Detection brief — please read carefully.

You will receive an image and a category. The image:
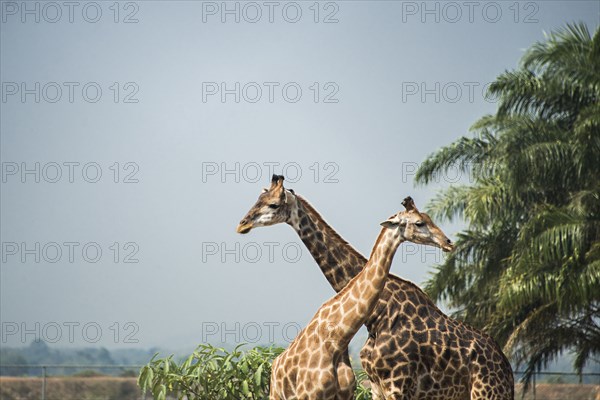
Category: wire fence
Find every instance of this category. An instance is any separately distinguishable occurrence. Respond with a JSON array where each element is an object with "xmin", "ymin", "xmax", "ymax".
[
  {"xmin": 513, "ymin": 371, "xmax": 600, "ymax": 400},
  {"xmin": 0, "ymin": 364, "xmax": 147, "ymax": 400},
  {"xmin": 0, "ymin": 364, "xmax": 598, "ymax": 400}
]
